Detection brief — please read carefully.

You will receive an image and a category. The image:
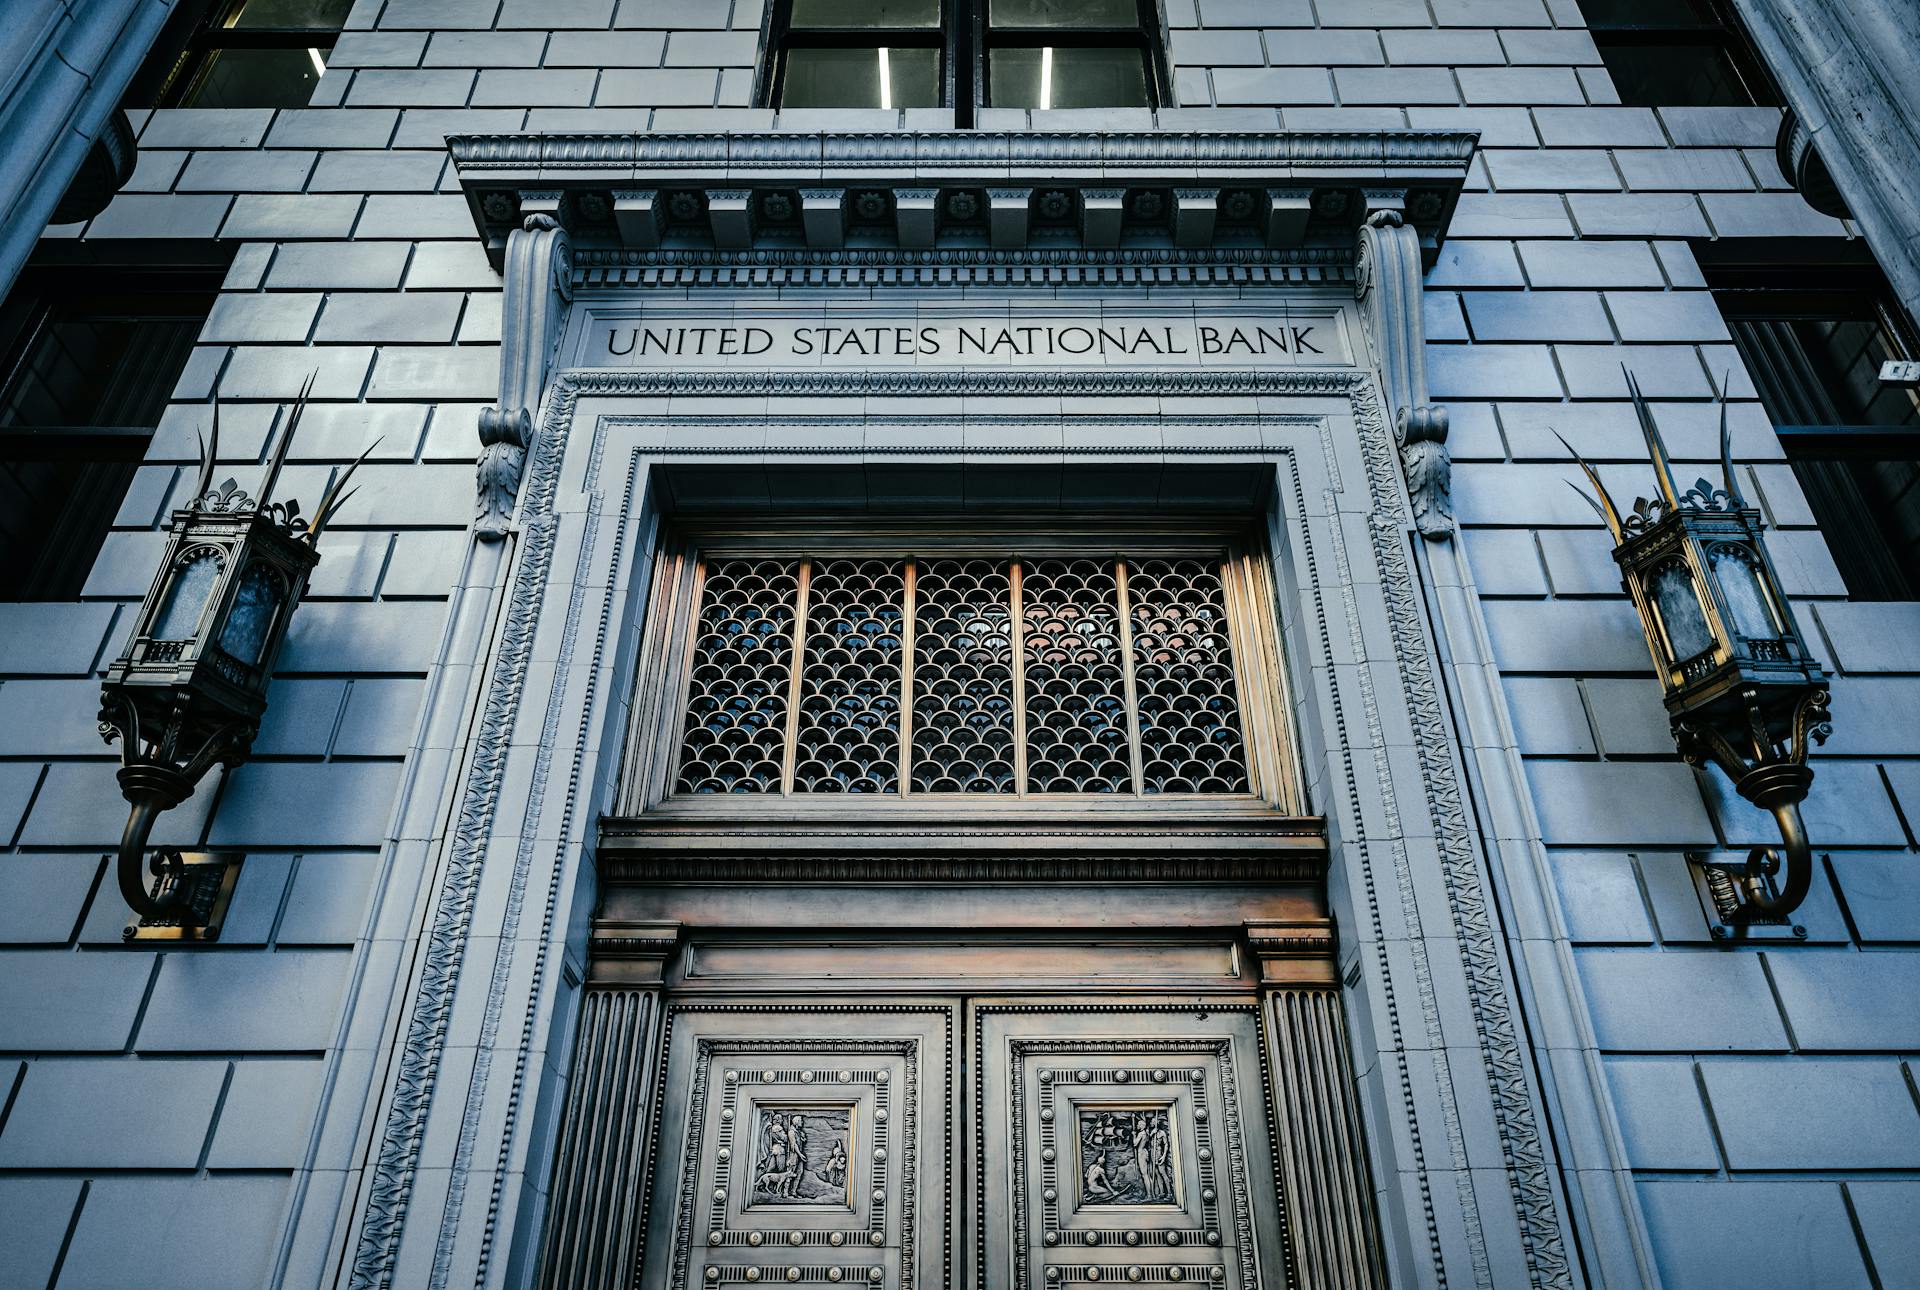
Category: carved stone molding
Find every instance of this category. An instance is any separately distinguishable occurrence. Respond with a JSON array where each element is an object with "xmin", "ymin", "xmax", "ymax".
[
  {"xmin": 478, "ymin": 213, "xmax": 572, "ymax": 539},
  {"xmin": 1355, "ymin": 210, "xmax": 1451, "ymax": 540},
  {"xmin": 449, "ymin": 131, "xmax": 1476, "ymax": 268}
]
